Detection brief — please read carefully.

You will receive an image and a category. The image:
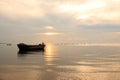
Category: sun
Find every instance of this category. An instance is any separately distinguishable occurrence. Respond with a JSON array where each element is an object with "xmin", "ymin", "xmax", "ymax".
[
  {"xmin": 44, "ymin": 32, "xmax": 62, "ymax": 36},
  {"xmin": 44, "ymin": 26, "xmax": 54, "ymax": 30}
]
